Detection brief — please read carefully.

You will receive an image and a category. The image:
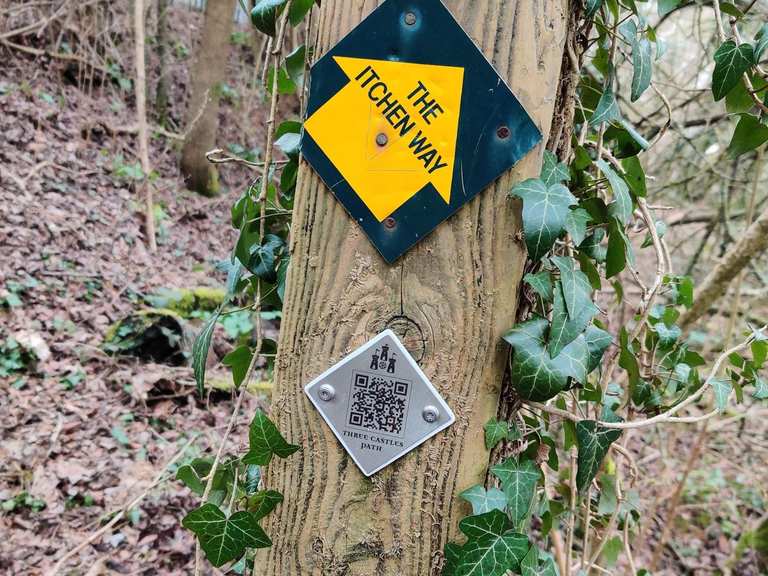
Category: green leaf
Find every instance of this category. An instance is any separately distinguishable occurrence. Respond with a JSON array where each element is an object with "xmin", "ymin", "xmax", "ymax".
[
  {"xmin": 657, "ymin": 0, "xmax": 679, "ymax": 16},
  {"xmin": 564, "ymin": 208, "xmax": 591, "ymax": 245},
  {"xmin": 484, "ymin": 419, "xmax": 519, "ymax": 450},
  {"xmin": 712, "ymin": 40, "xmax": 755, "ymax": 101},
  {"xmin": 548, "ymin": 281, "xmax": 597, "ymax": 358},
  {"xmin": 455, "ymin": 512, "xmax": 530, "ymax": 576},
  {"xmin": 755, "ymin": 24, "xmax": 768, "ymax": 63},
  {"xmin": 284, "ymin": 44, "xmax": 307, "ymax": 92},
  {"xmin": 222, "ymin": 346, "xmax": 252, "ymax": 389},
  {"xmin": 719, "ymin": 2, "xmax": 743, "ymax": 19},
  {"xmin": 460, "ymin": 485, "xmax": 508, "ymax": 515},
  {"xmin": 445, "ymin": 542, "xmax": 462, "ymax": 576},
  {"xmin": 753, "ymin": 378, "xmax": 768, "ymax": 400},
  {"xmin": 576, "ymin": 421, "xmax": 622, "ymax": 492},
  {"xmin": 540, "ymin": 150, "xmax": 570, "ymax": 186},
  {"xmin": 551, "ymin": 256, "xmax": 596, "ymax": 322},
  {"xmin": 243, "ymin": 410, "xmax": 299, "ymax": 466},
  {"xmin": 193, "ymin": 308, "xmax": 223, "ymax": 396},
  {"xmin": 585, "ymin": 0, "xmax": 602, "ymax": 20},
  {"xmin": 510, "ymin": 179, "xmax": 577, "ymax": 261},
  {"xmin": 727, "ymin": 114, "xmax": 768, "ymax": 158},
  {"xmin": 490, "ymin": 458, "xmax": 541, "ymax": 525},
  {"xmin": 597, "ymin": 160, "xmax": 632, "ymax": 224},
  {"xmin": 182, "ymin": 504, "xmax": 271, "ymax": 567},
  {"xmin": 580, "ymin": 229, "xmax": 607, "ymax": 263},
  {"xmin": 585, "ymin": 325, "xmax": 612, "ymax": 373},
  {"xmin": 248, "ymin": 234, "xmax": 285, "ymax": 282},
  {"xmin": 589, "ymin": 87, "xmax": 621, "ymax": 126},
  {"xmin": 250, "ymin": 0, "xmax": 287, "ymax": 36},
  {"xmin": 606, "ymin": 218, "xmax": 632, "ymax": 278},
  {"xmin": 288, "ymin": 0, "xmax": 313, "ymax": 25},
  {"xmin": 521, "ymin": 546, "xmax": 559, "ymax": 576},
  {"xmin": 274, "ymin": 132, "xmax": 301, "ymax": 160},
  {"xmin": 504, "ymin": 317, "xmax": 590, "ymax": 401},
  {"xmin": 631, "ymin": 37, "xmax": 652, "ymax": 102},
  {"xmin": 524, "ymin": 271, "xmax": 554, "ymax": 302},
  {"xmin": 621, "ymin": 156, "xmax": 647, "ymax": 197},
  {"xmin": 710, "ymin": 378, "xmax": 733, "ymax": 411},
  {"xmin": 247, "ymin": 489, "xmax": 284, "ymax": 520}
]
